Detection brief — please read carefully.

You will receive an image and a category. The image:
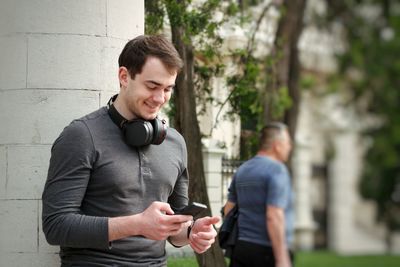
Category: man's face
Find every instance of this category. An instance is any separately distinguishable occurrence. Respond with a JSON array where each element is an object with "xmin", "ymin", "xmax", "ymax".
[
  {"xmin": 119, "ymin": 56, "xmax": 177, "ymax": 120},
  {"xmin": 275, "ymin": 129, "xmax": 292, "ymax": 162}
]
